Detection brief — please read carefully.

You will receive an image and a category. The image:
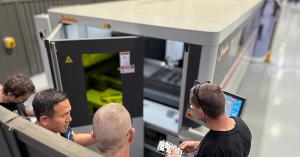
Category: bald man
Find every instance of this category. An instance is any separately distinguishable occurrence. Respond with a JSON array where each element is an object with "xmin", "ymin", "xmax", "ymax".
[{"xmin": 92, "ymin": 103, "xmax": 135, "ymax": 157}]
